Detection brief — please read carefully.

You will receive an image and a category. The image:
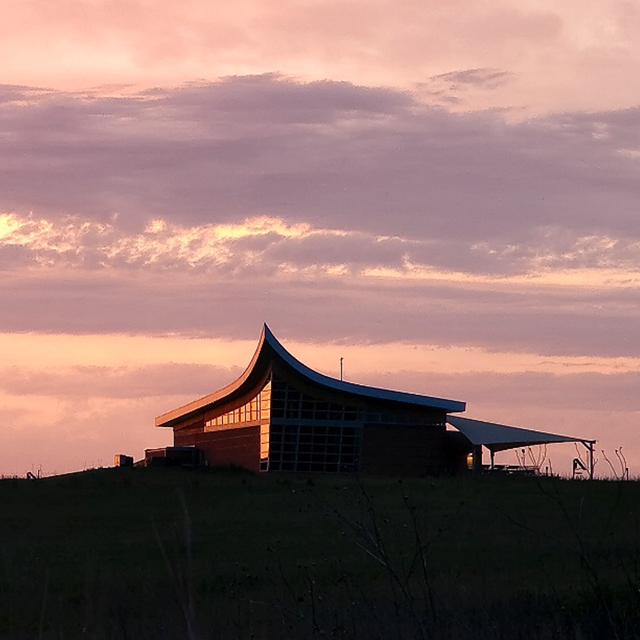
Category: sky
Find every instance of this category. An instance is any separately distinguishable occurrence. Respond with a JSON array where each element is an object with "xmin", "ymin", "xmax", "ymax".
[{"xmin": 1, "ymin": 0, "xmax": 639, "ymax": 478}]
